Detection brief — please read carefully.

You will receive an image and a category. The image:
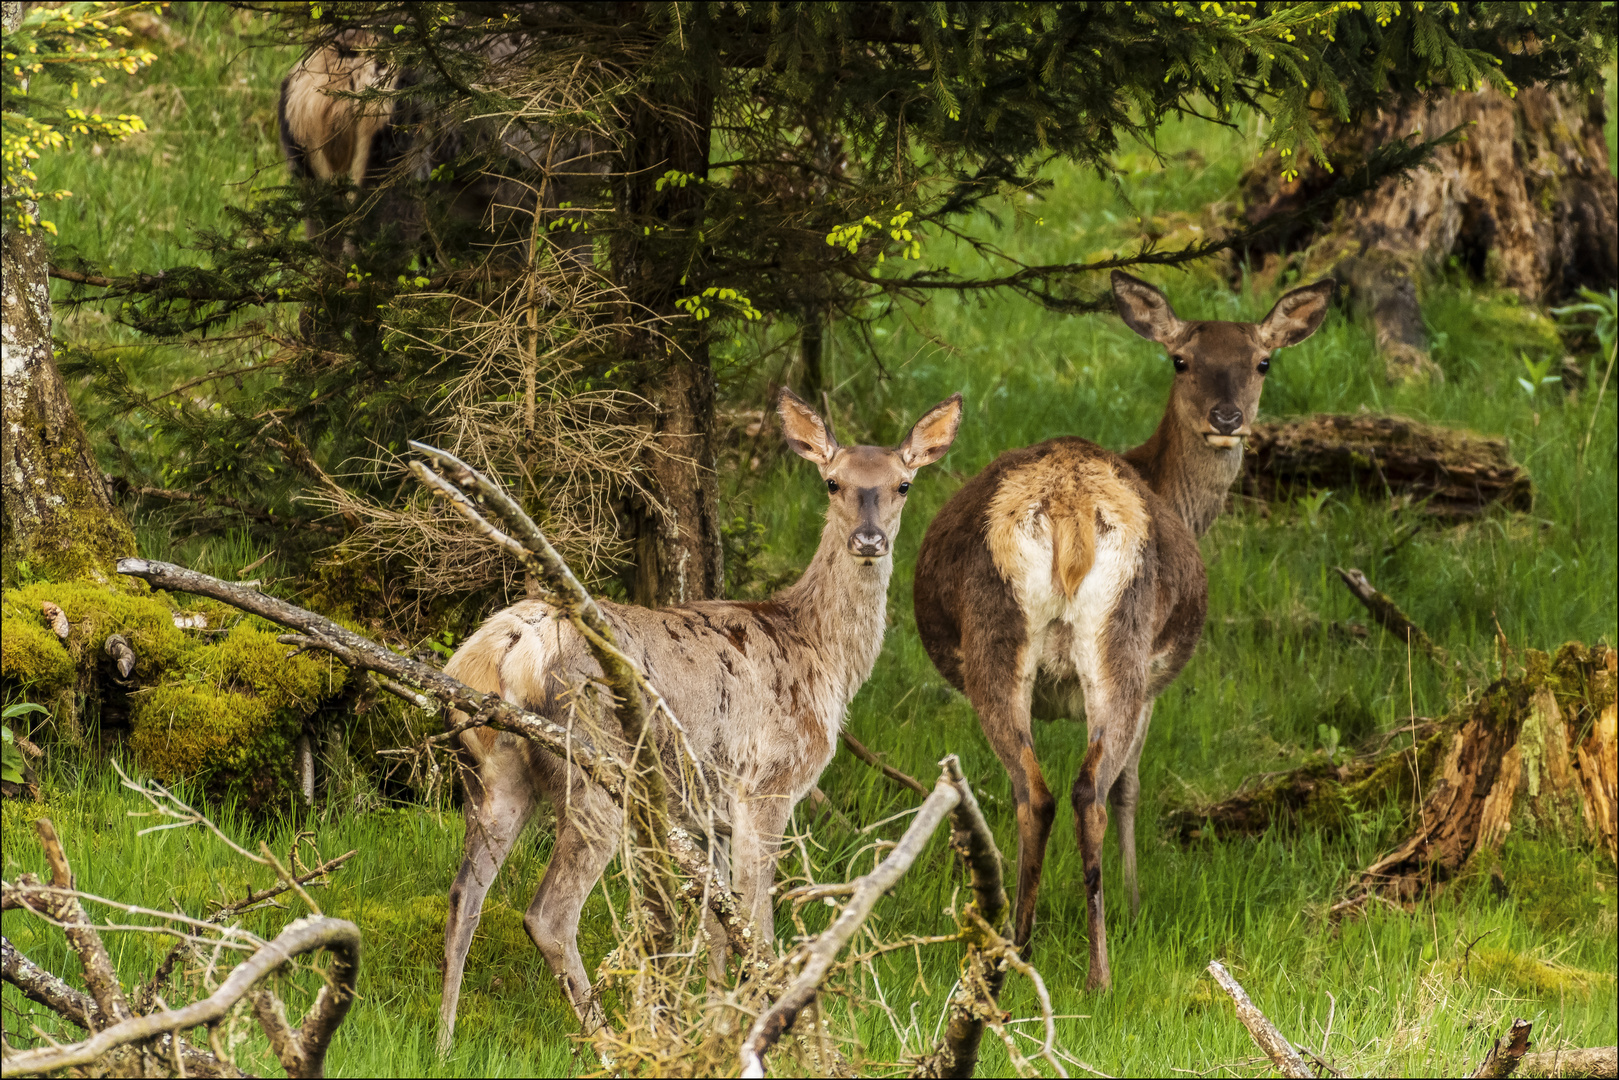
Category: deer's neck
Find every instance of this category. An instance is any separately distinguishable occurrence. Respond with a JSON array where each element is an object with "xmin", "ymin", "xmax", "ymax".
[
  {"xmin": 774, "ymin": 519, "xmax": 892, "ymax": 706},
  {"xmin": 1123, "ymin": 409, "xmax": 1243, "ymax": 537}
]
